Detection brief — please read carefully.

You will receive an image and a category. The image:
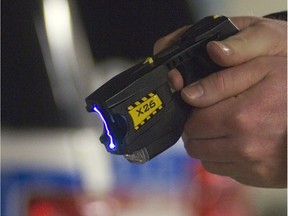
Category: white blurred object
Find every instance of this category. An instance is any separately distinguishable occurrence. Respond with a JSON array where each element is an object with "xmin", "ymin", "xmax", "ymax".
[
  {"xmin": 187, "ymin": 0, "xmax": 287, "ymax": 20},
  {"xmin": 2, "ymin": 130, "xmax": 76, "ymax": 172},
  {"xmin": 36, "ymin": 0, "xmax": 137, "ymax": 127},
  {"xmin": 1, "ymin": 128, "xmax": 113, "ymax": 195},
  {"xmin": 36, "ymin": 0, "xmax": 96, "ymax": 125},
  {"xmin": 70, "ymin": 128, "xmax": 114, "ymax": 195}
]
